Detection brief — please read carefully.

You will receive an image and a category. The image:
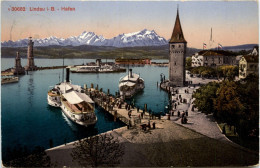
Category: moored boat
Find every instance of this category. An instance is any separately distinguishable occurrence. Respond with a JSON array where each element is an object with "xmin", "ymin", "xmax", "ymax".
[
  {"xmin": 60, "ymin": 91, "xmax": 97, "ymax": 126},
  {"xmin": 47, "ymin": 68, "xmax": 83, "ymax": 107},
  {"xmin": 119, "ymin": 69, "xmax": 144, "ymax": 99}
]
